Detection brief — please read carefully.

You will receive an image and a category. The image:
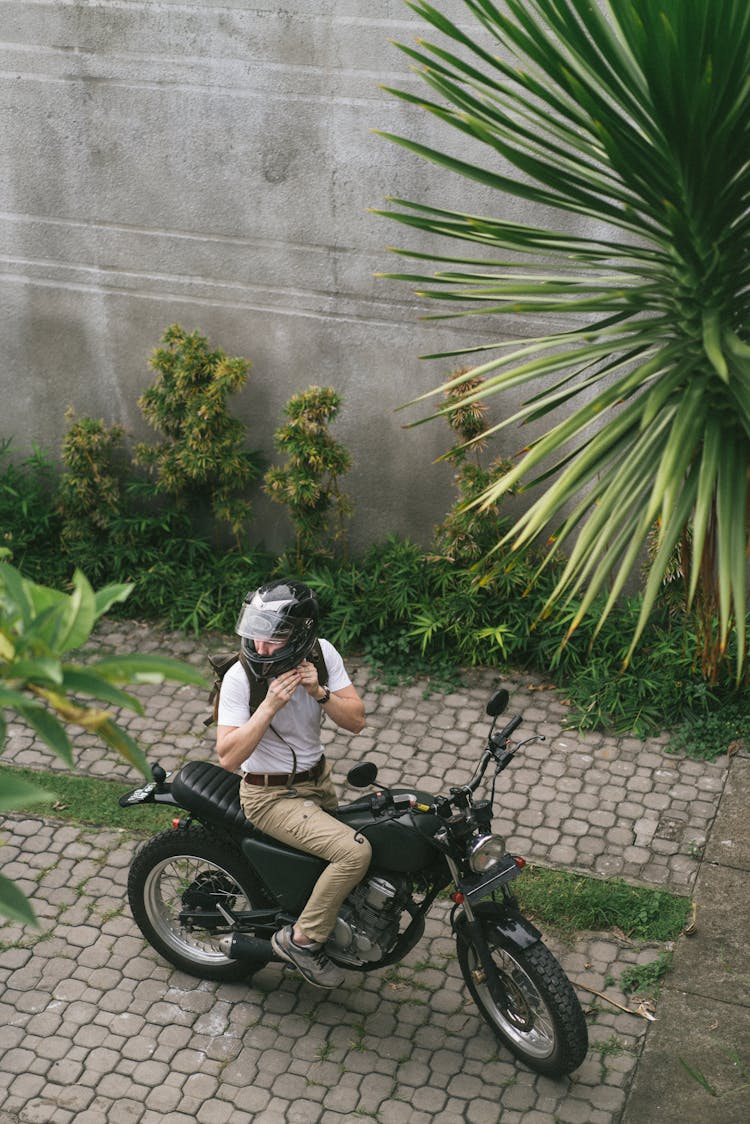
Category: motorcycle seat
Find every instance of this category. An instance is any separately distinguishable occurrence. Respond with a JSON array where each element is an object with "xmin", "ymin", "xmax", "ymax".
[{"xmin": 171, "ymin": 761, "xmax": 254, "ymax": 834}]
